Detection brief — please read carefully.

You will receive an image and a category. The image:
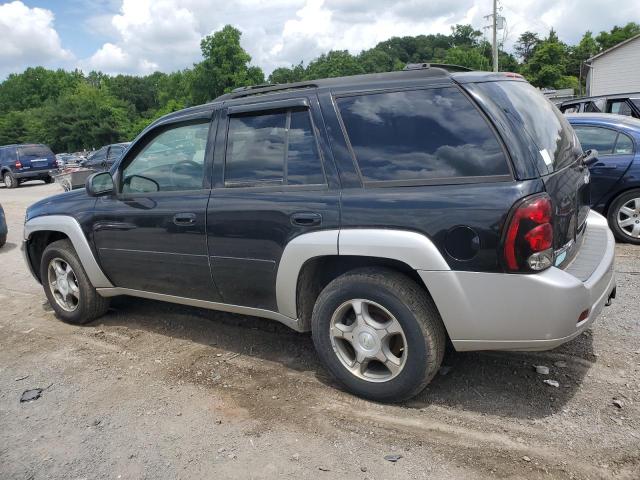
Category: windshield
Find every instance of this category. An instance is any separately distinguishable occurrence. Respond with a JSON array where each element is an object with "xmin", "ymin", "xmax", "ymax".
[
  {"xmin": 475, "ymin": 81, "xmax": 576, "ymax": 174},
  {"xmin": 18, "ymin": 145, "xmax": 53, "ymax": 158}
]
